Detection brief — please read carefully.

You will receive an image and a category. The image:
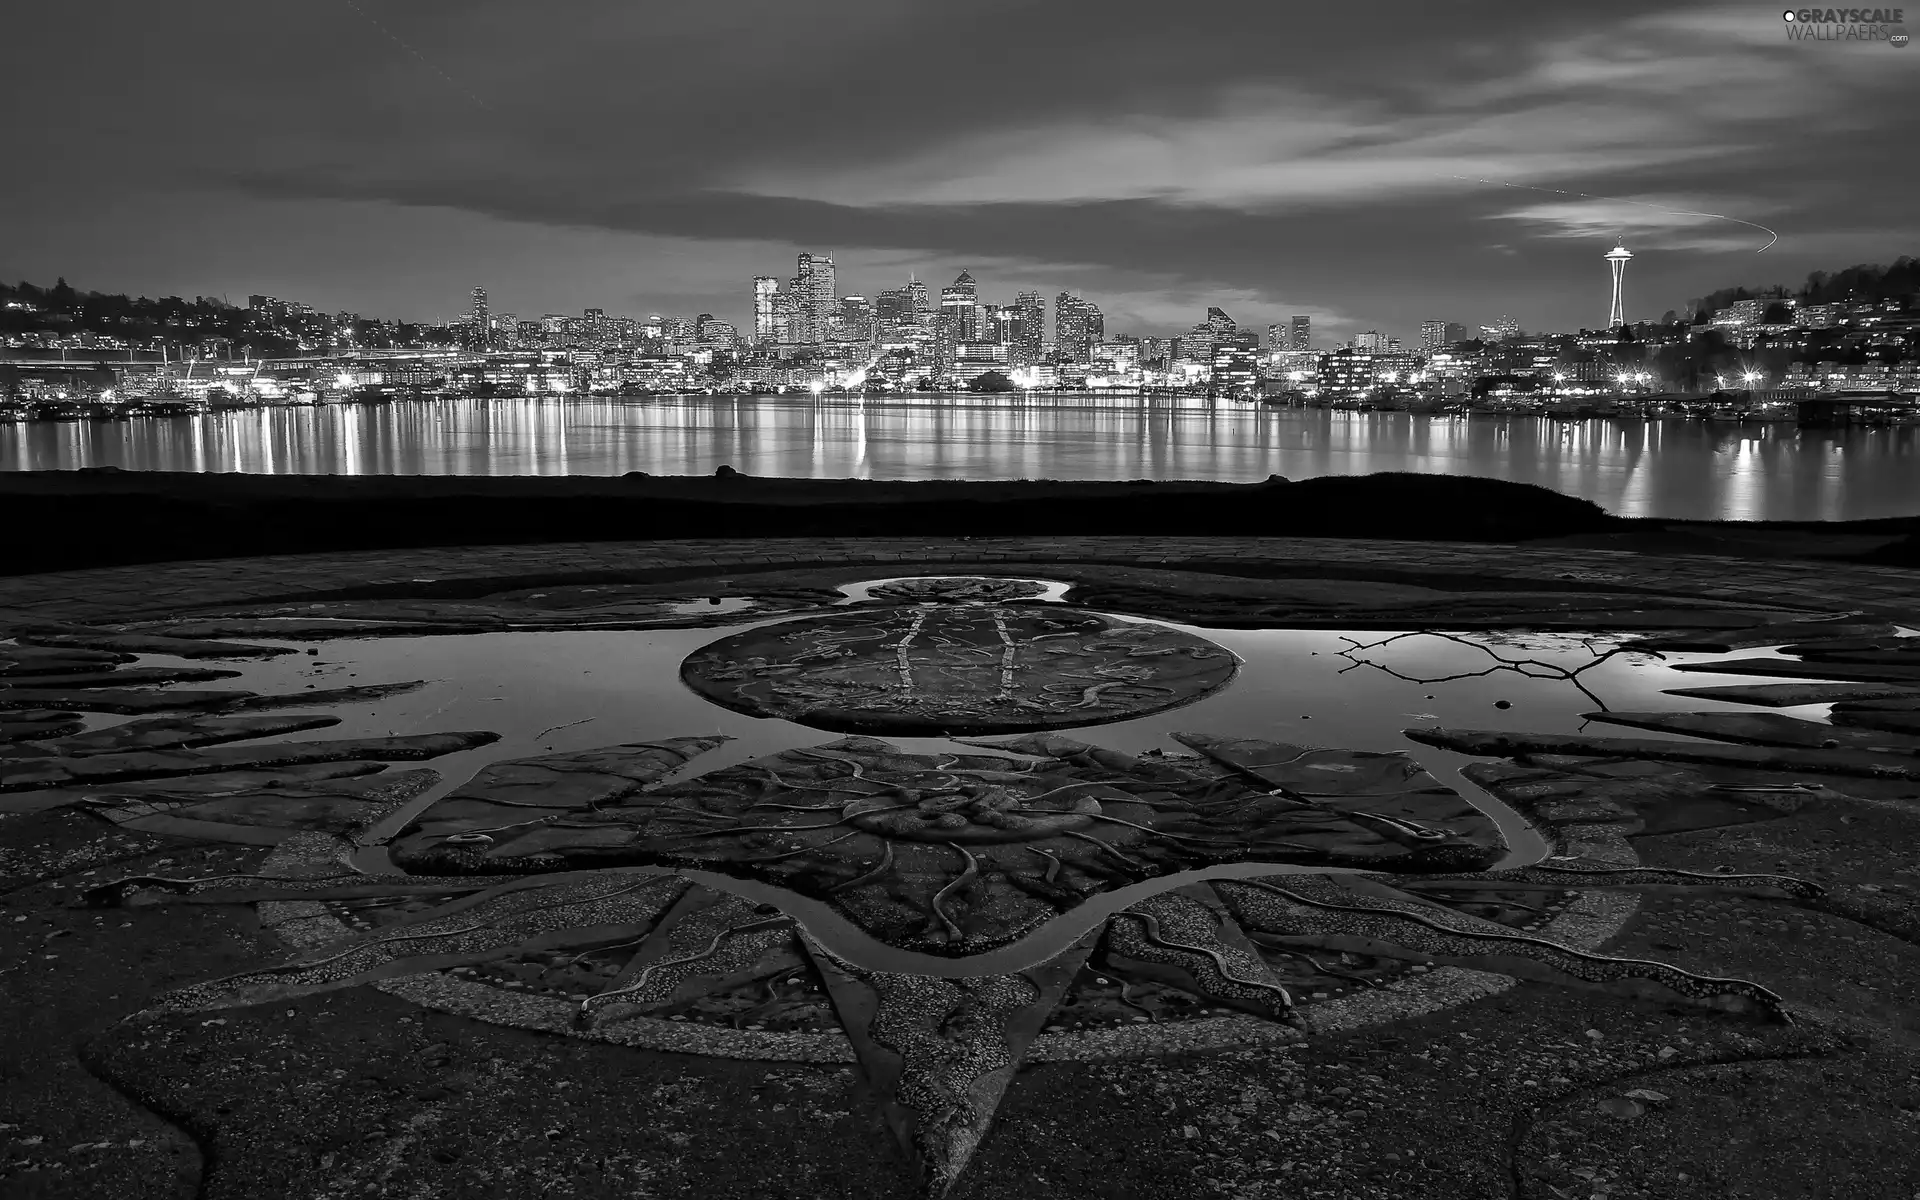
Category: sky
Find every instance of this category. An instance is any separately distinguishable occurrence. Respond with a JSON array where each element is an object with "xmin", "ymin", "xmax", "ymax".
[{"xmin": 4, "ymin": 1, "xmax": 1916, "ymax": 342}]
